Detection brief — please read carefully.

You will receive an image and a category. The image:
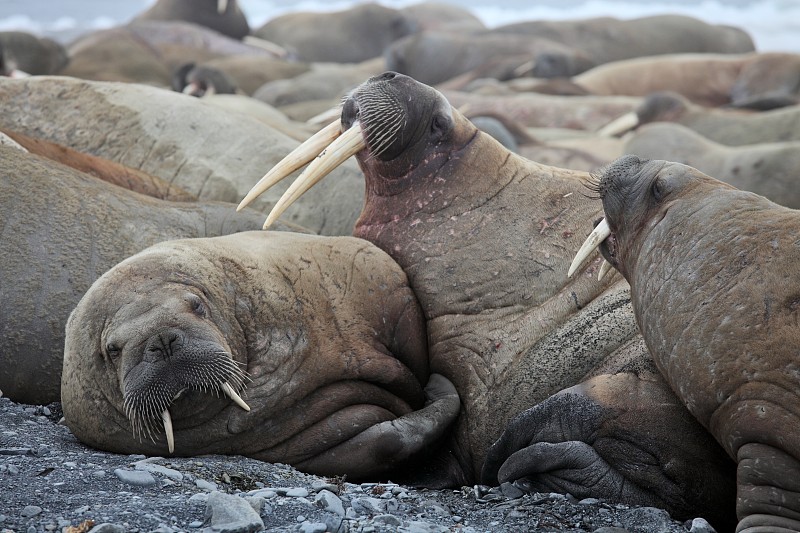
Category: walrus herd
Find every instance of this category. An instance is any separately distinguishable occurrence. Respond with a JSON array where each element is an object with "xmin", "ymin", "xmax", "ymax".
[{"xmin": 3, "ymin": 2, "xmax": 800, "ymax": 532}]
